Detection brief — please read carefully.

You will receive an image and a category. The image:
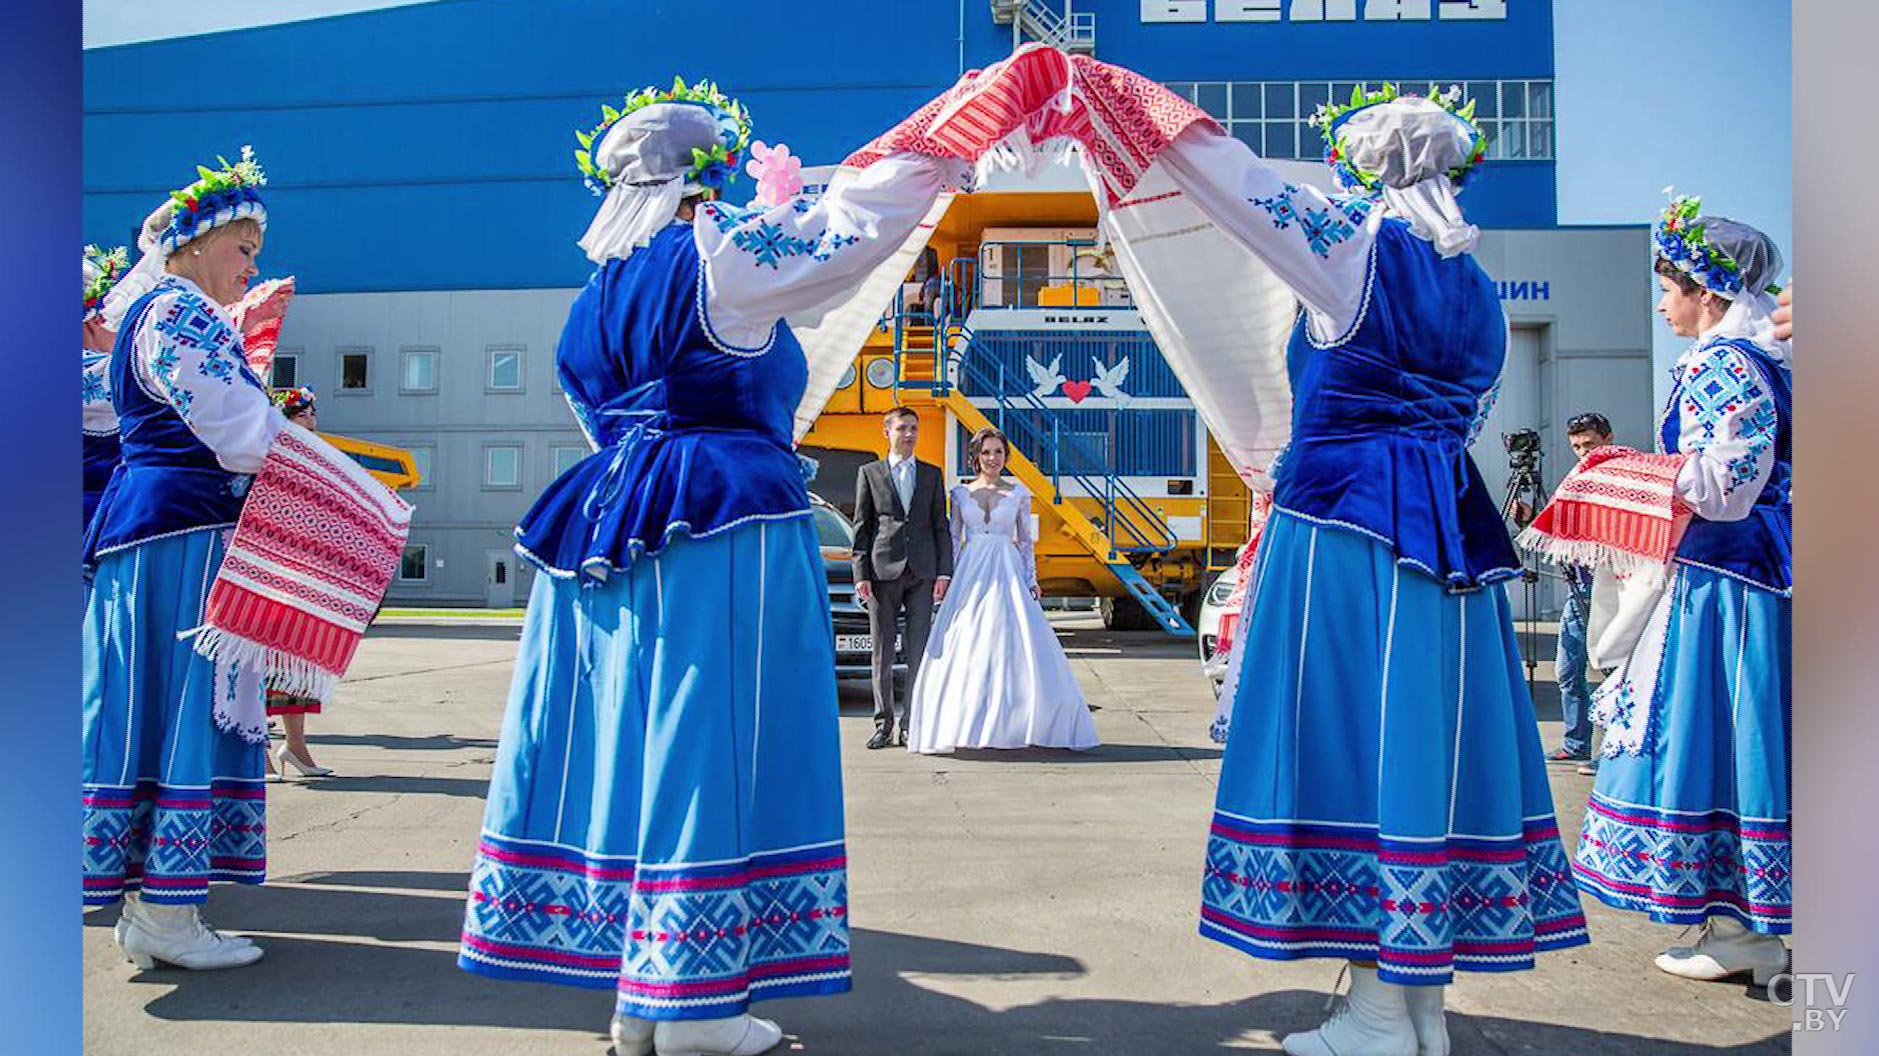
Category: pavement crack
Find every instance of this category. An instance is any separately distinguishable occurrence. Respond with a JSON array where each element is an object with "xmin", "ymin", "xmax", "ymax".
[{"xmin": 275, "ymin": 793, "xmax": 407, "ymax": 842}]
